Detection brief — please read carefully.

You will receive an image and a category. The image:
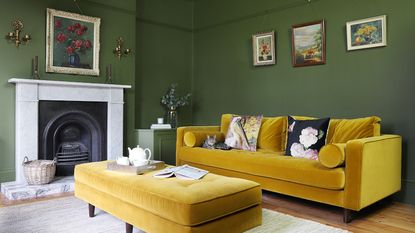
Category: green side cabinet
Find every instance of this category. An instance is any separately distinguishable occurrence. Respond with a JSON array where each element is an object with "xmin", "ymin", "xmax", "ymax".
[{"xmin": 135, "ymin": 129, "xmax": 177, "ymax": 165}]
